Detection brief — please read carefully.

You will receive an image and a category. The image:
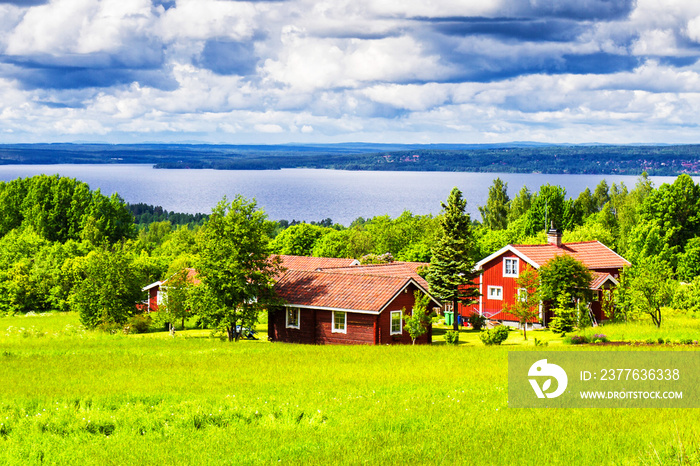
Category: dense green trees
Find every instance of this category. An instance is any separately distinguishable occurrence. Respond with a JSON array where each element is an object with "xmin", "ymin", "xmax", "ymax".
[
  {"xmin": 69, "ymin": 248, "xmax": 143, "ymax": 329},
  {"xmin": 0, "ymin": 175, "xmax": 135, "ymax": 243}
]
